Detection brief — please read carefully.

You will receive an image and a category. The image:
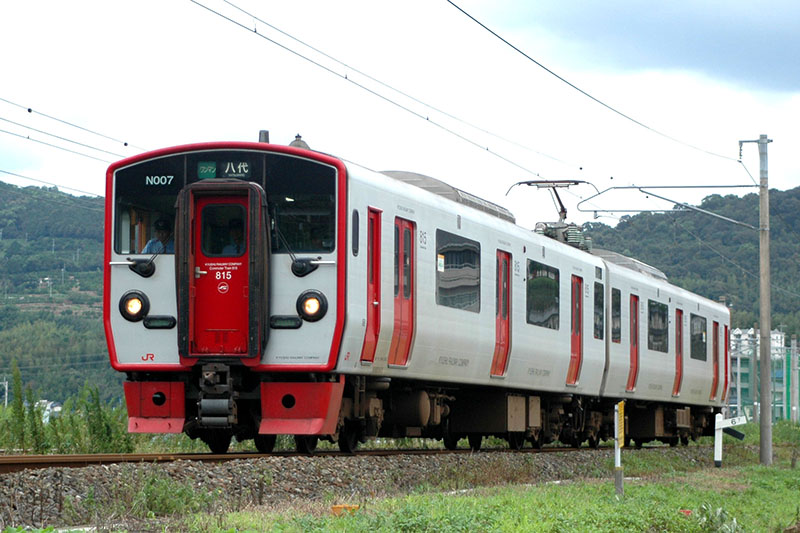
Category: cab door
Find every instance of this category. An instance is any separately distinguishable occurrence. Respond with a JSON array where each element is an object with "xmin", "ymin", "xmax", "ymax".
[
  {"xmin": 626, "ymin": 295, "xmax": 639, "ymax": 392},
  {"xmin": 190, "ymin": 197, "xmax": 250, "ymax": 355}
]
